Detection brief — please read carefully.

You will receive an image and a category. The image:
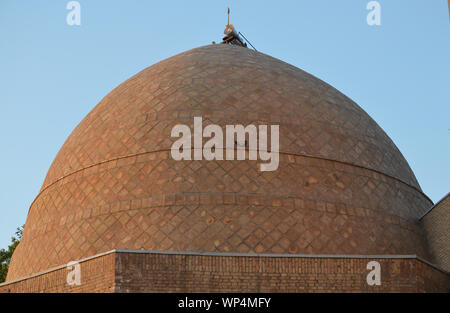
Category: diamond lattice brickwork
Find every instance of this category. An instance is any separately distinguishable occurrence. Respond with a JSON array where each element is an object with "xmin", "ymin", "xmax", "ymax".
[{"xmin": 7, "ymin": 45, "xmax": 432, "ymax": 281}]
